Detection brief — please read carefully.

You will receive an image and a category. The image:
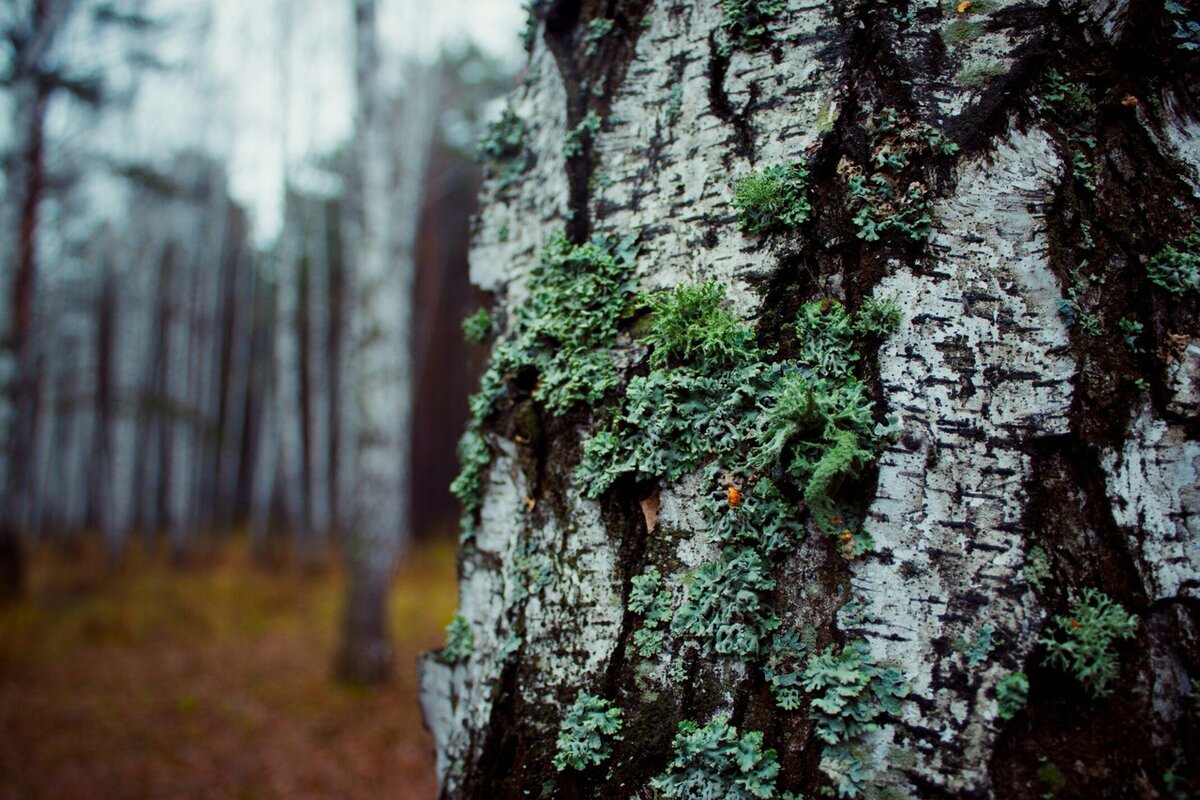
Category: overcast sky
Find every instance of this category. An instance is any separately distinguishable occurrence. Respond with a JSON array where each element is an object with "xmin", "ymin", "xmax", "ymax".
[{"xmin": 124, "ymin": 0, "xmax": 525, "ymax": 243}]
